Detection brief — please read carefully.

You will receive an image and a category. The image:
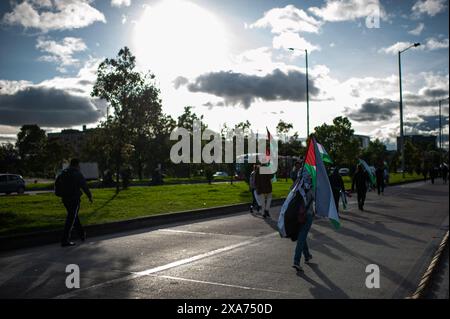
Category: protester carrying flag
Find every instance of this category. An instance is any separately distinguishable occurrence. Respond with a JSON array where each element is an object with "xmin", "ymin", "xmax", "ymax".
[
  {"xmin": 358, "ymin": 158, "xmax": 376, "ymax": 187},
  {"xmin": 278, "ymin": 137, "xmax": 340, "ymax": 272}
]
